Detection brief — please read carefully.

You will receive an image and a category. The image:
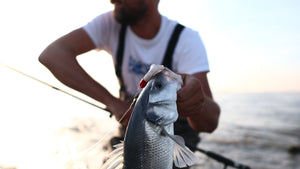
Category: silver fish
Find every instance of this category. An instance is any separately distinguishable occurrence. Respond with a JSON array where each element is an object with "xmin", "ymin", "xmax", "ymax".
[{"xmin": 100, "ymin": 65, "xmax": 199, "ymax": 169}]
